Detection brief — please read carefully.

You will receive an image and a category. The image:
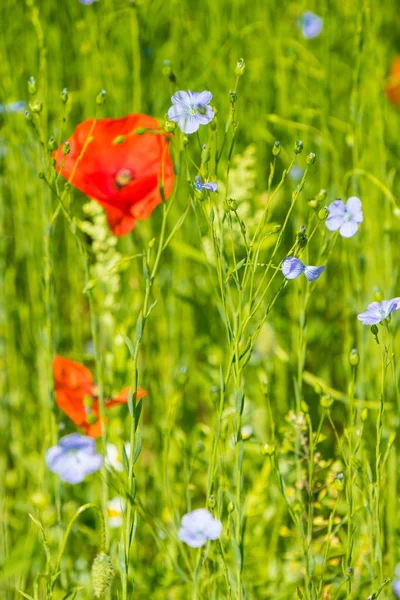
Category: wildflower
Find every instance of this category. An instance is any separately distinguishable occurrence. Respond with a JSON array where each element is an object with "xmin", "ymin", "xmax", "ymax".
[
  {"xmin": 53, "ymin": 356, "xmax": 147, "ymax": 438},
  {"xmin": 288, "ymin": 166, "xmax": 304, "ymax": 181},
  {"xmin": 357, "ymin": 298, "xmax": 400, "ymax": 325},
  {"xmin": 386, "ymin": 56, "xmax": 400, "ymax": 107},
  {"xmin": 281, "ymin": 257, "xmax": 325, "ymax": 282},
  {"xmin": 53, "ymin": 114, "xmax": 174, "ymax": 236},
  {"xmin": 46, "ymin": 433, "xmax": 102, "ymax": 484},
  {"xmin": 194, "ymin": 176, "xmax": 218, "ymax": 192},
  {"xmin": 0, "ymin": 101, "xmax": 27, "ymax": 114},
  {"xmin": 167, "ymin": 90, "xmax": 214, "ymax": 134},
  {"xmin": 105, "ymin": 442, "xmax": 130, "ymax": 472},
  {"xmin": 178, "ymin": 509, "xmax": 222, "ymax": 548},
  {"xmin": 393, "ymin": 565, "xmax": 400, "ymax": 598},
  {"xmin": 79, "ymin": 0, "xmax": 98, "ymax": 4},
  {"xmin": 298, "ymin": 11, "xmax": 323, "ymax": 39},
  {"xmin": 326, "ymin": 197, "xmax": 363, "ymax": 238},
  {"xmin": 107, "ymin": 496, "xmax": 126, "ymax": 528}
]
